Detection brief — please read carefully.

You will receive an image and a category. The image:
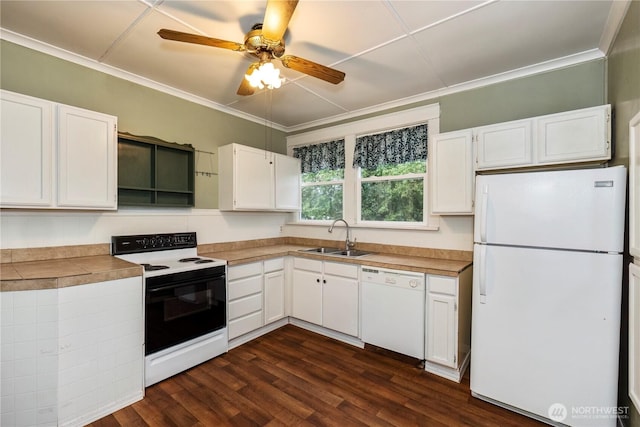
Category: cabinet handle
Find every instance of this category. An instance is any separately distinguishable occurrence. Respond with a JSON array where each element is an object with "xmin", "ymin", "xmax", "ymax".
[
  {"xmin": 316, "ymin": 278, "xmax": 320, "ymax": 283},
  {"xmin": 323, "ymin": 279, "xmax": 326, "ymax": 284}
]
